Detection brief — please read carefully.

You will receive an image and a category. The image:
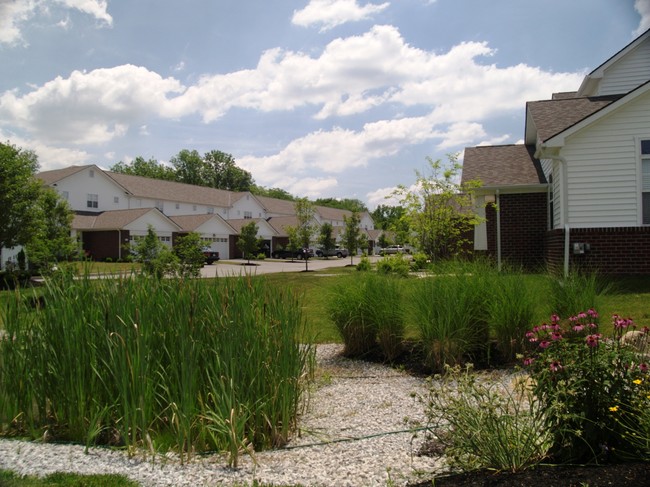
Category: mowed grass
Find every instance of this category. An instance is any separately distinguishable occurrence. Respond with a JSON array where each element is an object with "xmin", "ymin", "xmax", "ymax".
[{"xmin": 0, "ymin": 470, "xmax": 138, "ymax": 487}]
